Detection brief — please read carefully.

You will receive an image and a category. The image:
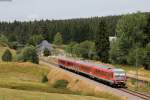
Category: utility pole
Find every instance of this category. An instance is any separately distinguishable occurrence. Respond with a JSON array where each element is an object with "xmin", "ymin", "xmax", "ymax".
[{"xmin": 135, "ymin": 47, "xmax": 139, "ymax": 91}]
